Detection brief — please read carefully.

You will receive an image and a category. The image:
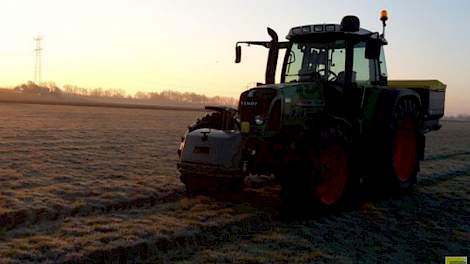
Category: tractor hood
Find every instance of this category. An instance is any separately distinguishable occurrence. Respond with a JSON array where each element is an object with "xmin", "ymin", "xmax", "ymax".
[
  {"xmin": 244, "ymin": 82, "xmax": 325, "ymax": 108},
  {"xmin": 239, "ymin": 82, "xmax": 326, "ymax": 133}
]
